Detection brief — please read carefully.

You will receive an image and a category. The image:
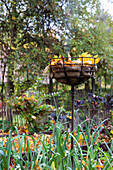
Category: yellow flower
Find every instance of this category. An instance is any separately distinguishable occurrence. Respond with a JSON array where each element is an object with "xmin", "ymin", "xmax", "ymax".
[{"xmin": 67, "ymin": 116, "xmax": 72, "ymax": 120}]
